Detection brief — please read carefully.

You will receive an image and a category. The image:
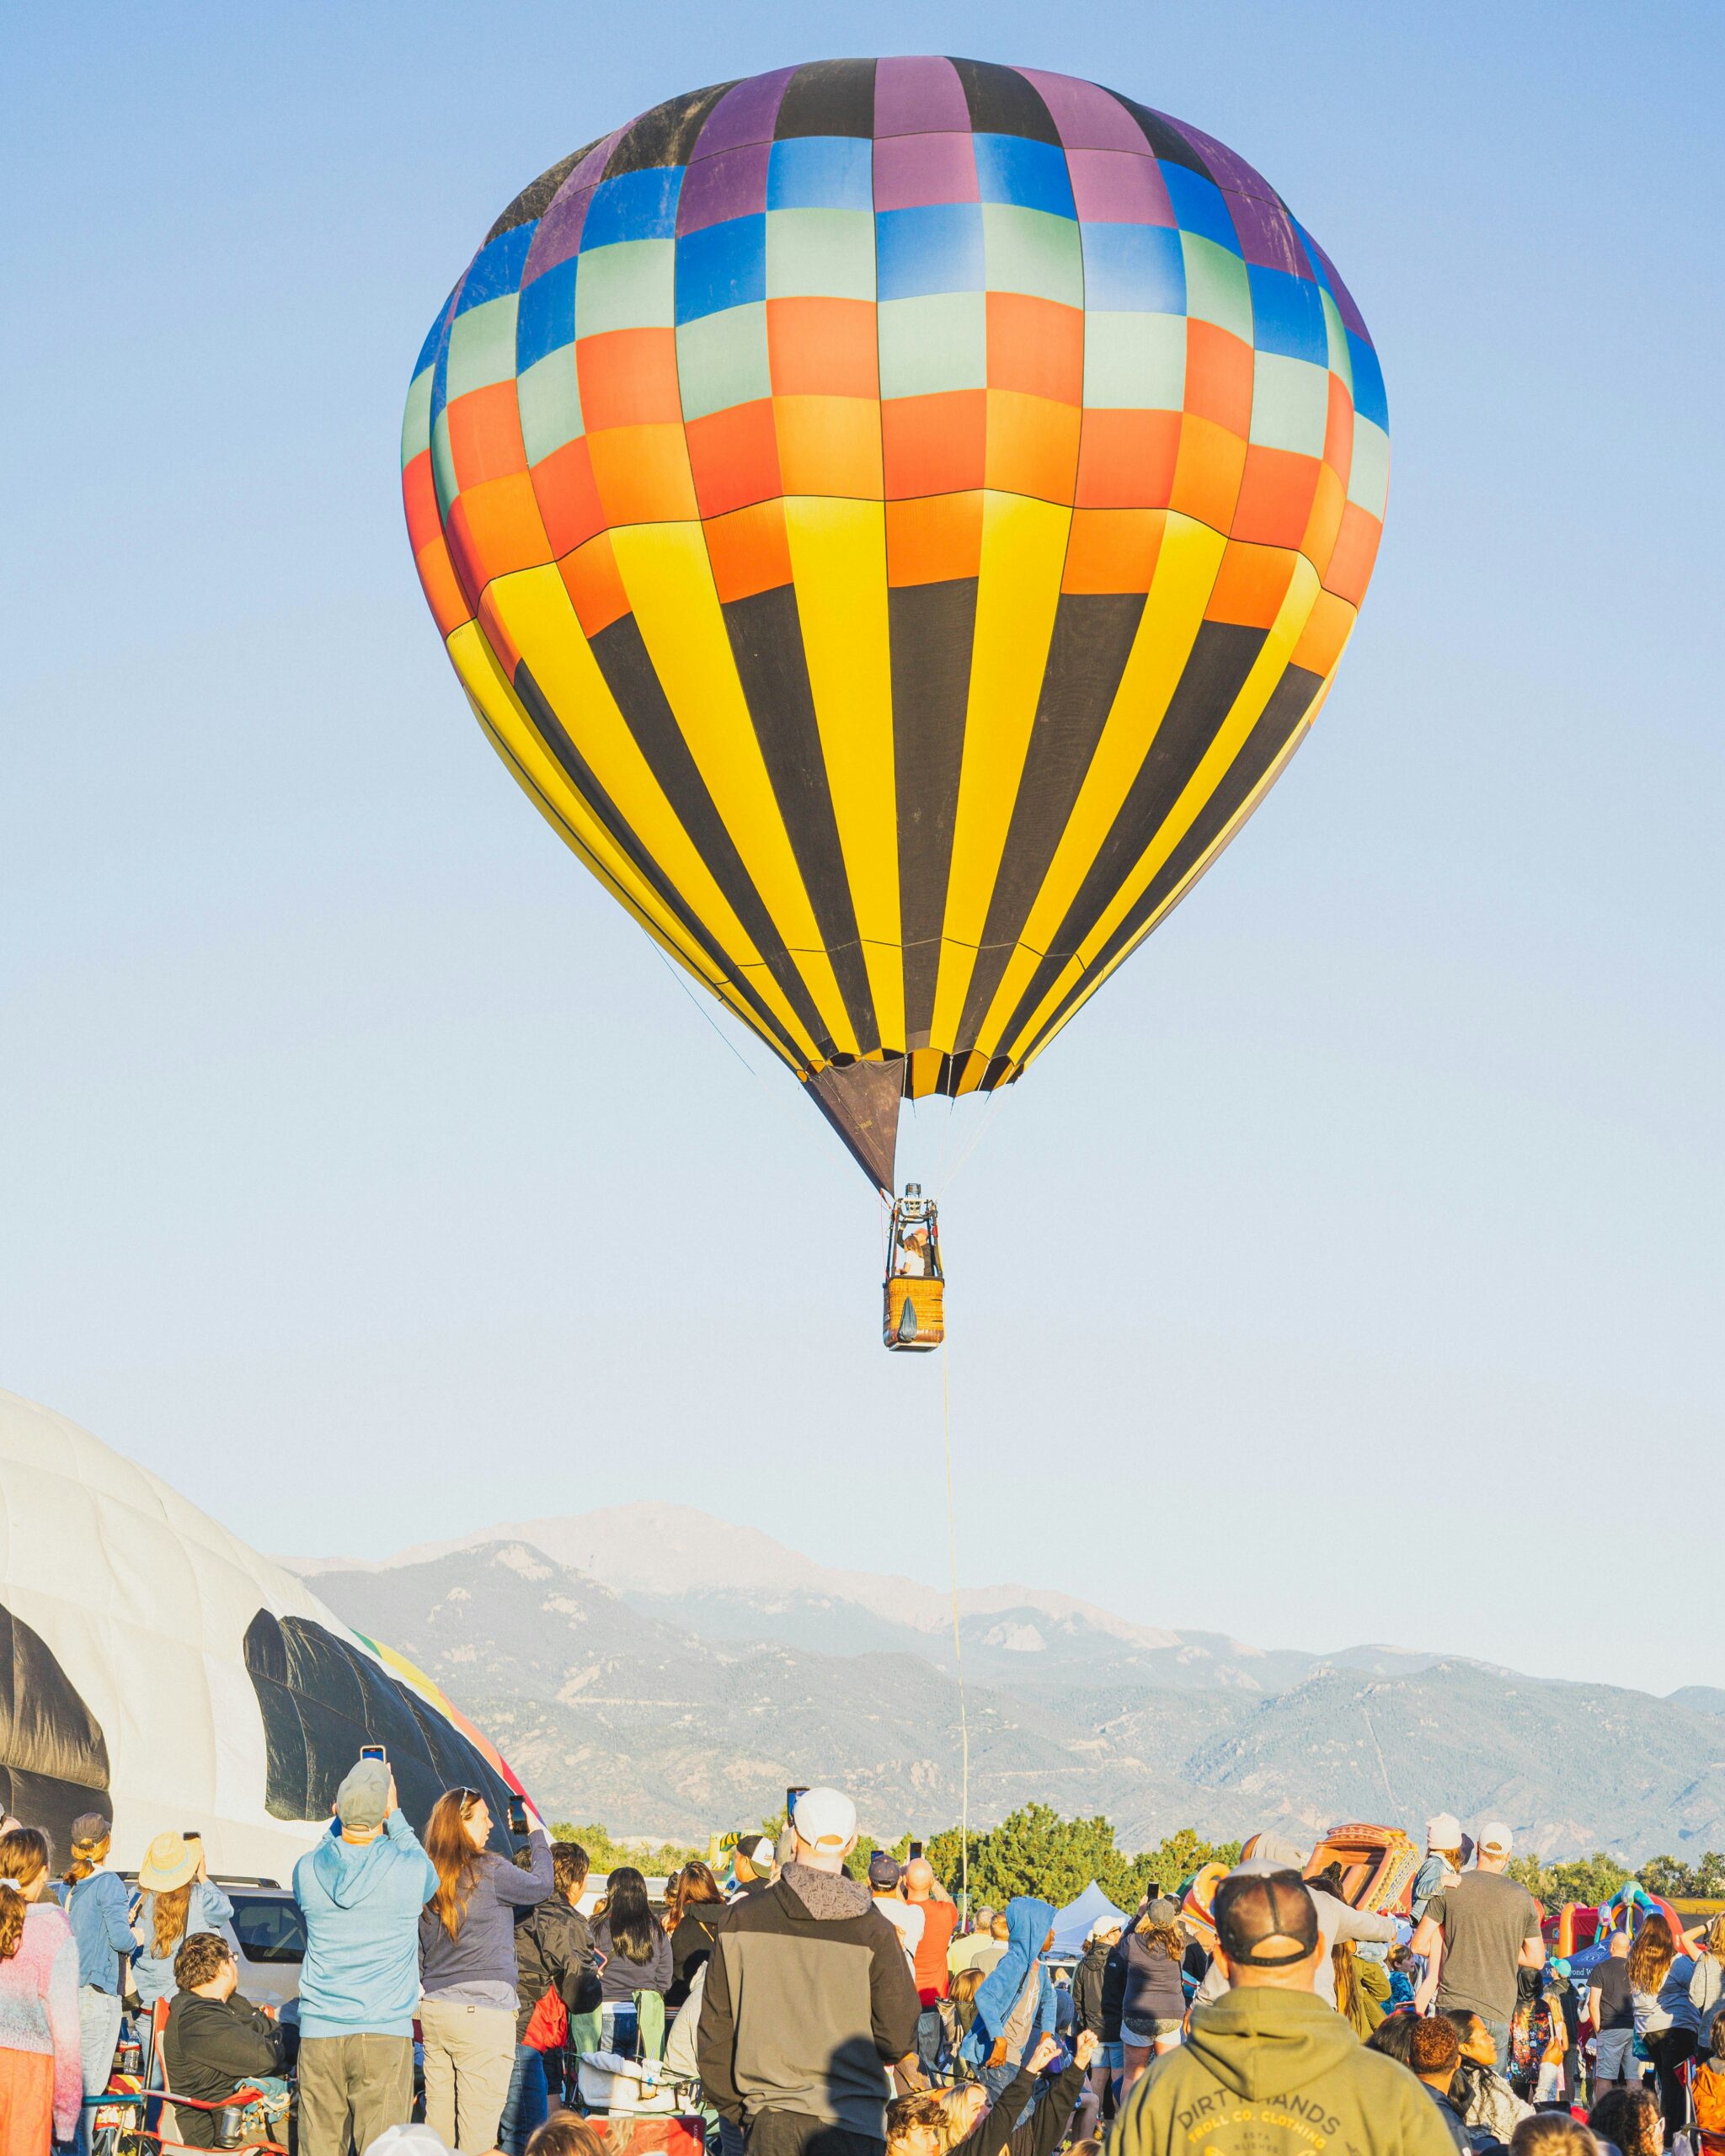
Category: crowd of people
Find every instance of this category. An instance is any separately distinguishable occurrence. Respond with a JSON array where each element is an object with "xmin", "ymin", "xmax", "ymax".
[{"xmin": 2, "ymin": 1782, "xmax": 1722, "ymax": 2156}]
